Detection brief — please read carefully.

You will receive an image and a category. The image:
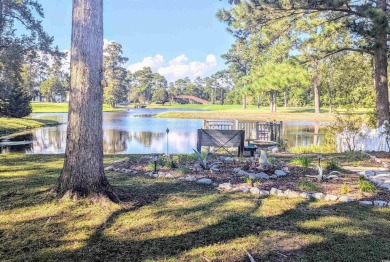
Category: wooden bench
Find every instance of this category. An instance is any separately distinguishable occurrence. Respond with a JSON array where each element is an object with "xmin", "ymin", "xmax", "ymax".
[{"xmin": 197, "ymin": 129, "xmax": 245, "ymax": 157}]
